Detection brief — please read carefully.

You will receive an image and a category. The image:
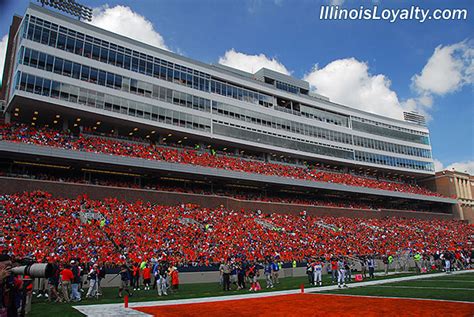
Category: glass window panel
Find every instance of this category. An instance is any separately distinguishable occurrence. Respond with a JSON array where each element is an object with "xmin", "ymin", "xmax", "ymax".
[
  {"xmin": 84, "ymin": 42, "xmax": 92, "ymax": 58},
  {"xmin": 53, "ymin": 57, "xmax": 63, "ymax": 74},
  {"xmin": 81, "ymin": 65, "xmax": 90, "ymax": 81},
  {"xmin": 63, "ymin": 60, "xmax": 72, "ymax": 77},
  {"xmin": 72, "ymin": 63, "xmax": 81, "ymax": 79},
  {"xmin": 74, "ymin": 39, "xmax": 84, "ymax": 55}
]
